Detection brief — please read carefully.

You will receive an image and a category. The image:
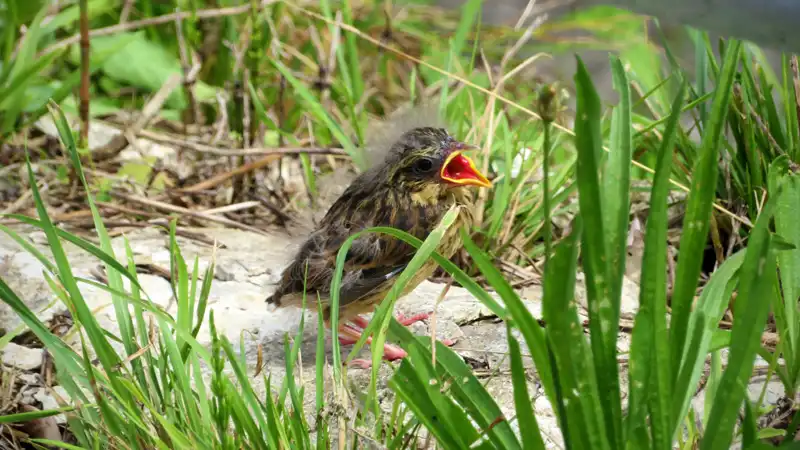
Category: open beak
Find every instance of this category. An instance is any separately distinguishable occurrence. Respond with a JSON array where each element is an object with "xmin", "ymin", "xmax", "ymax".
[{"xmin": 440, "ymin": 143, "xmax": 492, "ymax": 188}]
